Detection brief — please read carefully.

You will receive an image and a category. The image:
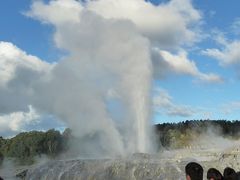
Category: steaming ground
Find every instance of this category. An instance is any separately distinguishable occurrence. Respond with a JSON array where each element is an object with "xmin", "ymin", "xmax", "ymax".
[
  {"xmin": 23, "ymin": 145, "xmax": 240, "ymax": 179},
  {"xmin": 2, "ymin": 136, "xmax": 240, "ymax": 179}
]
